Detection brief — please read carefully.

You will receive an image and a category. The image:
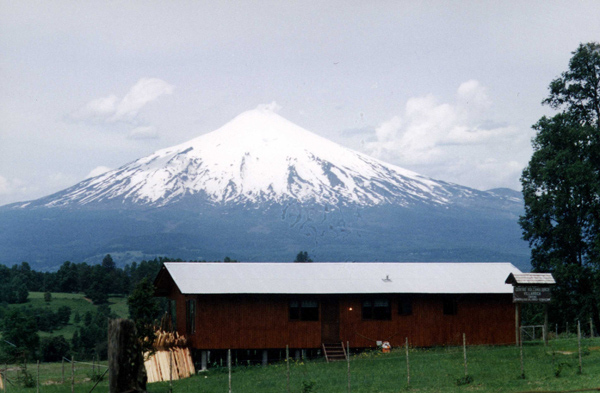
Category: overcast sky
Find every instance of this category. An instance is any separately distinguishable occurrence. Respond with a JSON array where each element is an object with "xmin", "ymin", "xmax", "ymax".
[{"xmin": 1, "ymin": 1, "xmax": 599, "ymax": 206}]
